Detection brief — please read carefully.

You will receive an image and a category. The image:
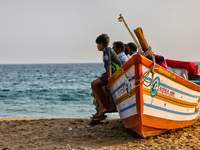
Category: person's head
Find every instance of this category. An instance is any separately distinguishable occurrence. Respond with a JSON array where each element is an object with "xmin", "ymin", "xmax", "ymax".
[
  {"xmin": 95, "ymin": 34, "xmax": 110, "ymax": 51},
  {"xmin": 127, "ymin": 42, "xmax": 137, "ymax": 55},
  {"xmin": 112, "ymin": 41, "xmax": 125, "ymax": 54},
  {"xmin": 124, "ymin": 44, "xmax": 130, "ymax": 55}
]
